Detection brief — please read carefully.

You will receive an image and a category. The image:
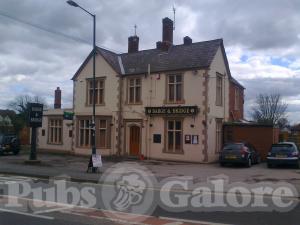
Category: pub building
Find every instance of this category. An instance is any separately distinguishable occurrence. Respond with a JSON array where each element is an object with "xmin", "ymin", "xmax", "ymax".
[{"xmin": 37, "ymin": 17, "xmax": 244, "ymax": 163}]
